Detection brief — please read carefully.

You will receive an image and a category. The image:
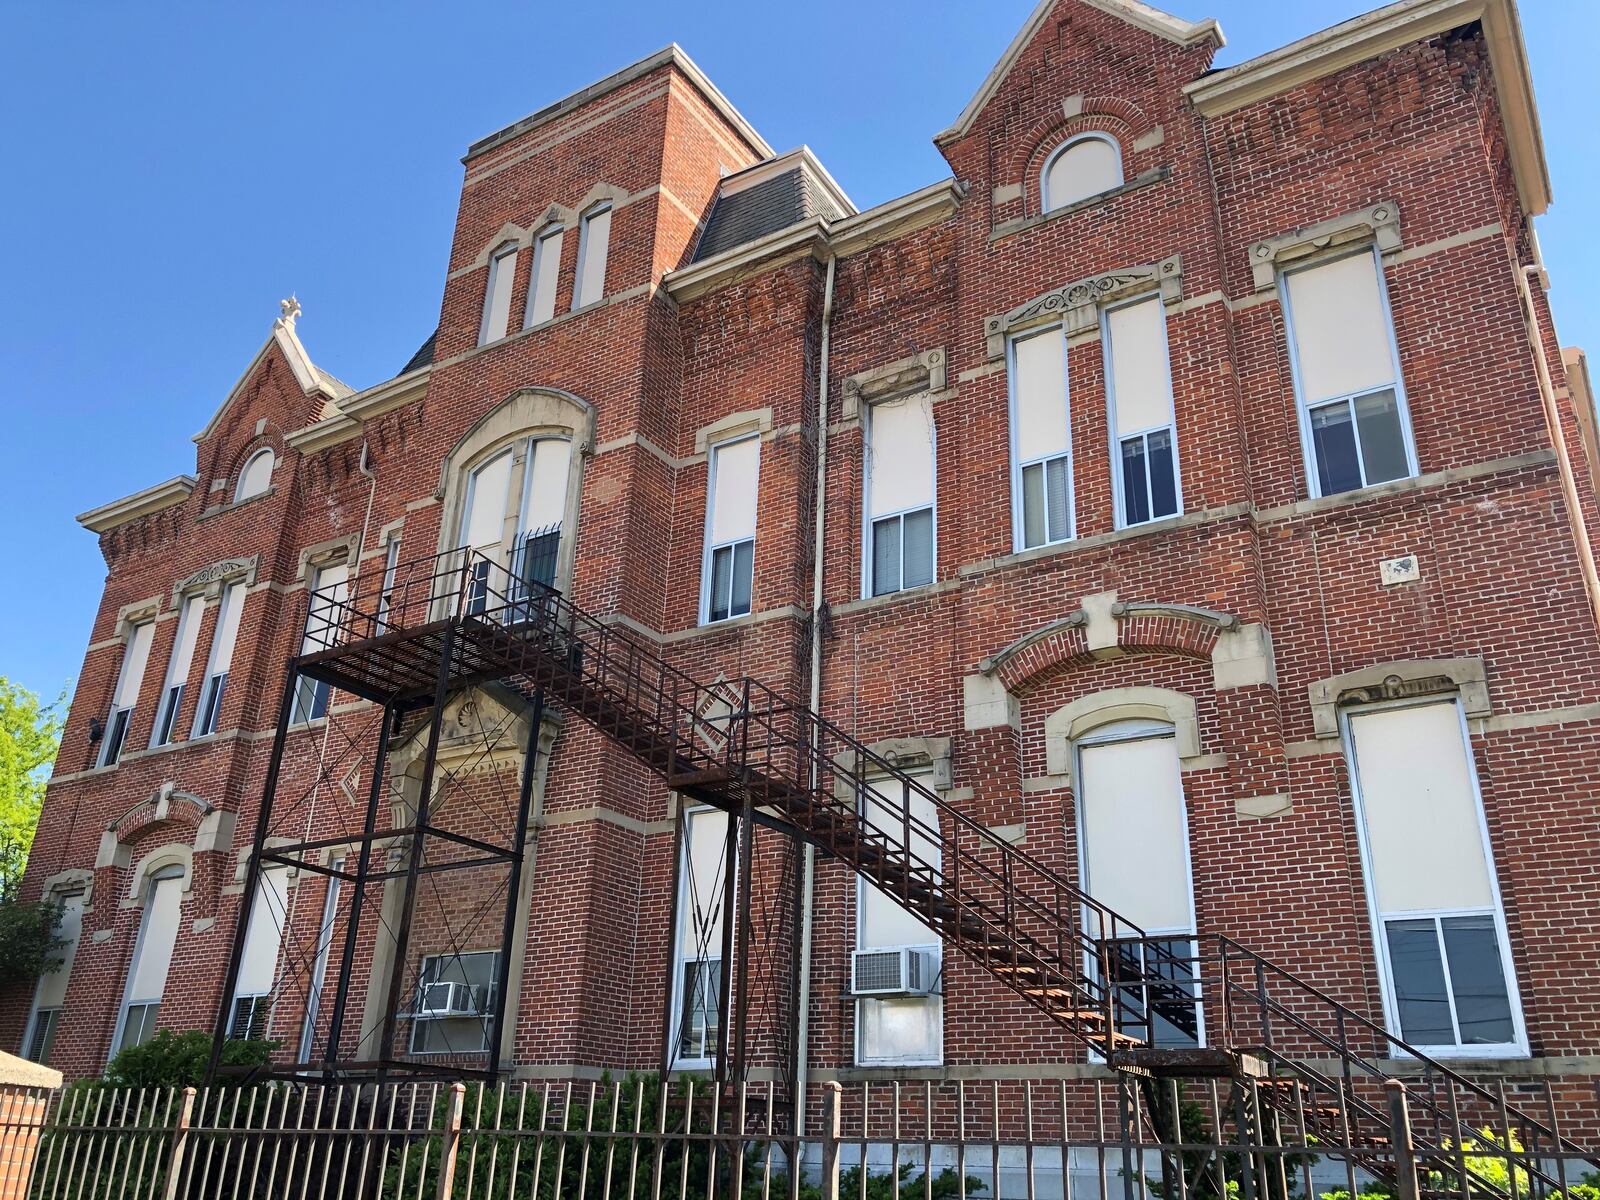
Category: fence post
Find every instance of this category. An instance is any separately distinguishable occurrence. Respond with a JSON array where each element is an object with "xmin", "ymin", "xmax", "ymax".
[
  {"xmin": 820, "ymin": 1082, "xmax": 843, "ymax": 1200},
  {"xmin": 1384, "ymin": 1080, "xmax": 1420, "ymax": 1200},
  {"xmin": 436, "ymin": 1083, "xmax": 467, "ymax": 1200},
  {"xmin": 160, "ymin": 1087, "xmax": 197, "ymax": 1200}
]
